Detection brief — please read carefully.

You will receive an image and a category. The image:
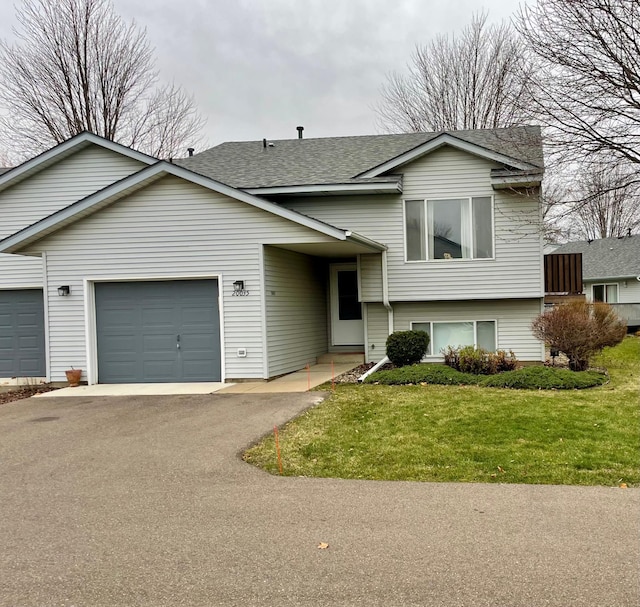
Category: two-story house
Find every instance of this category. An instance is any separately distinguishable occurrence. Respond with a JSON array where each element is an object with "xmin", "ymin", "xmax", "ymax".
[{"xmin": 0, "ymin": 126, "xmax": 544, "ymax": 385}]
